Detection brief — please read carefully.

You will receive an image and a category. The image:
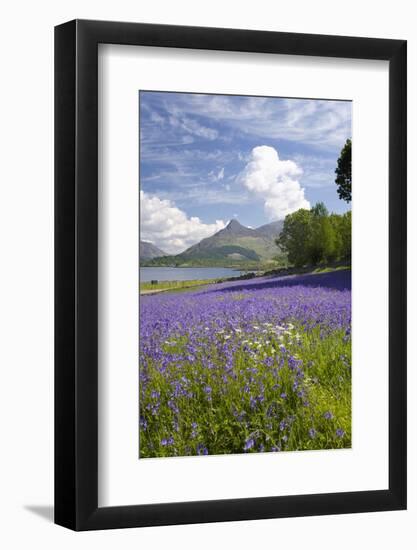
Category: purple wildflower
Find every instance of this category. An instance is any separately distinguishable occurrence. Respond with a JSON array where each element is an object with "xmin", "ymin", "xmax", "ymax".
[
  {"xmin": 243, "ymin": 437, "xmax": 255, "ymax": 451},
  {"xmin": 139, "ymin": 269, "xmax": 351, "ymax": 458},
  {"xmin": 197, "ymin": 443, "xmax": 209, "ymax": 455}
]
